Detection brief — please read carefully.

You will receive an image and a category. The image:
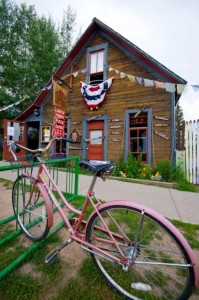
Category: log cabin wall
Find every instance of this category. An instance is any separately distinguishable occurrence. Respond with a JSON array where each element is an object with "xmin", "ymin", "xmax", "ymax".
[{"xmin": 60, "ymin": 33, "xmax": 172, "ymax": 165}]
